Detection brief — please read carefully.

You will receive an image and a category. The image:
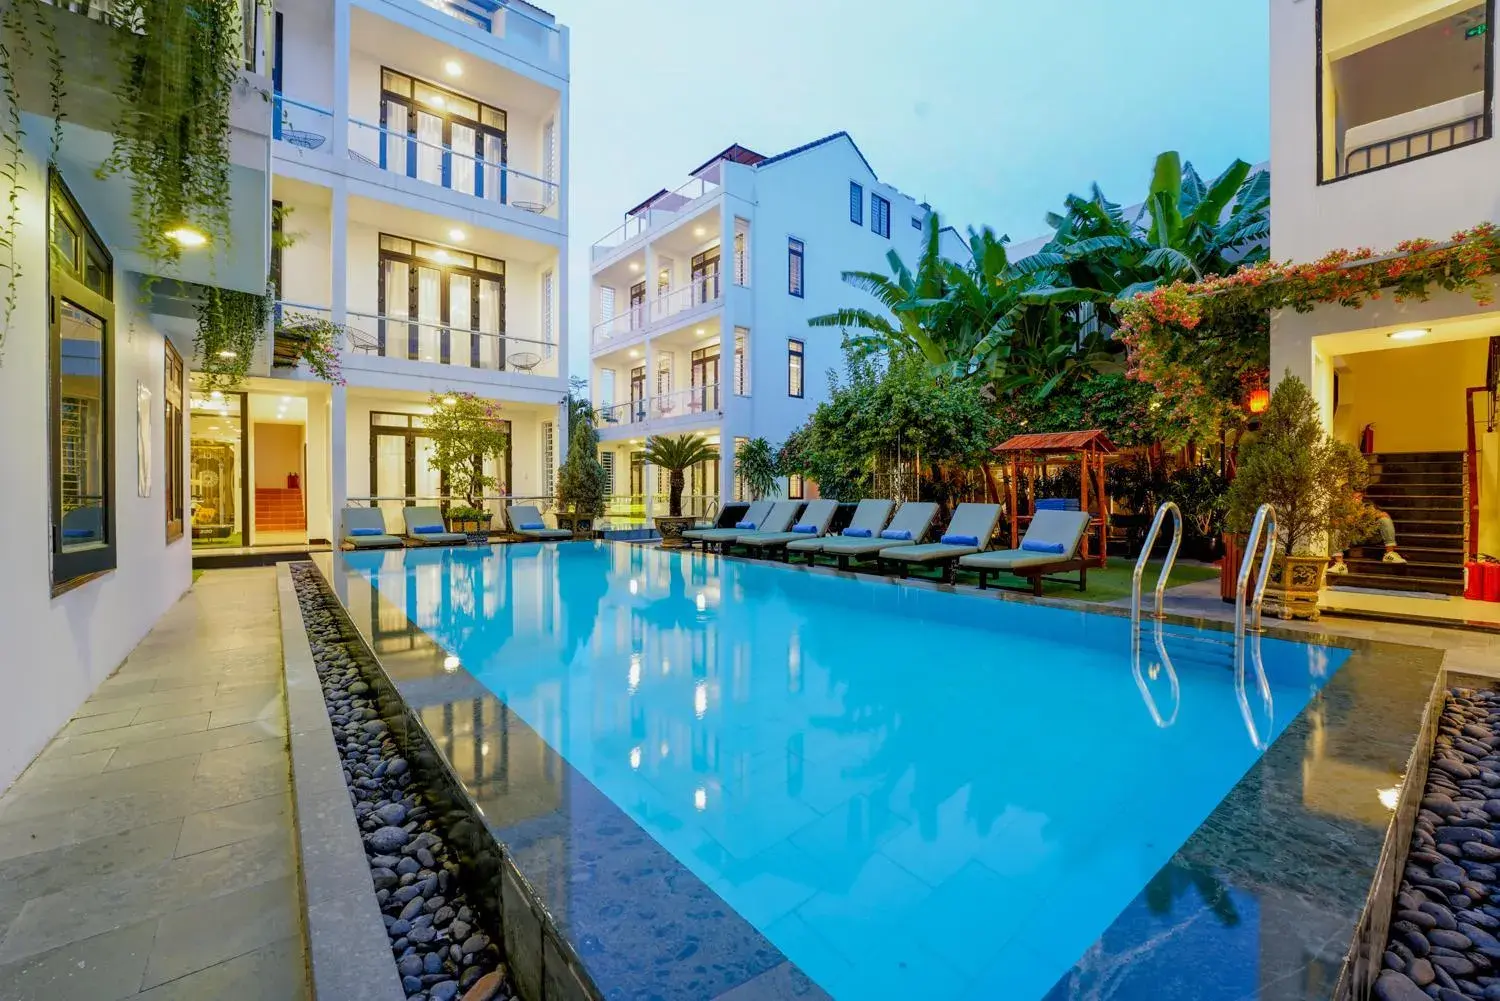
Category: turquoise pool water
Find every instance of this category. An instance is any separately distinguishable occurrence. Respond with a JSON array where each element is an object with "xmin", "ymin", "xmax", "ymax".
[{"xmin": 342, "ymin": 541, "xmax": 1349, "ymax": 1000}]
